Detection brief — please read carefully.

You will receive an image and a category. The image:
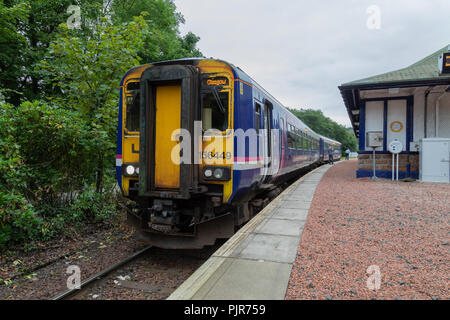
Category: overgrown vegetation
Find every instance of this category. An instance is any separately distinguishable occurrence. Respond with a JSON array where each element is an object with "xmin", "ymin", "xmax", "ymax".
[
  {"xmin": 0, "ymin": 101, "xmax": 118, "ymax": 247},
  {"xmin": 0, "ymin": 0, "xmax": 202, "ymax": 249},
  {"xmin": 289, "ymin": 108, "xmax": 358, "ymax": 153}
]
